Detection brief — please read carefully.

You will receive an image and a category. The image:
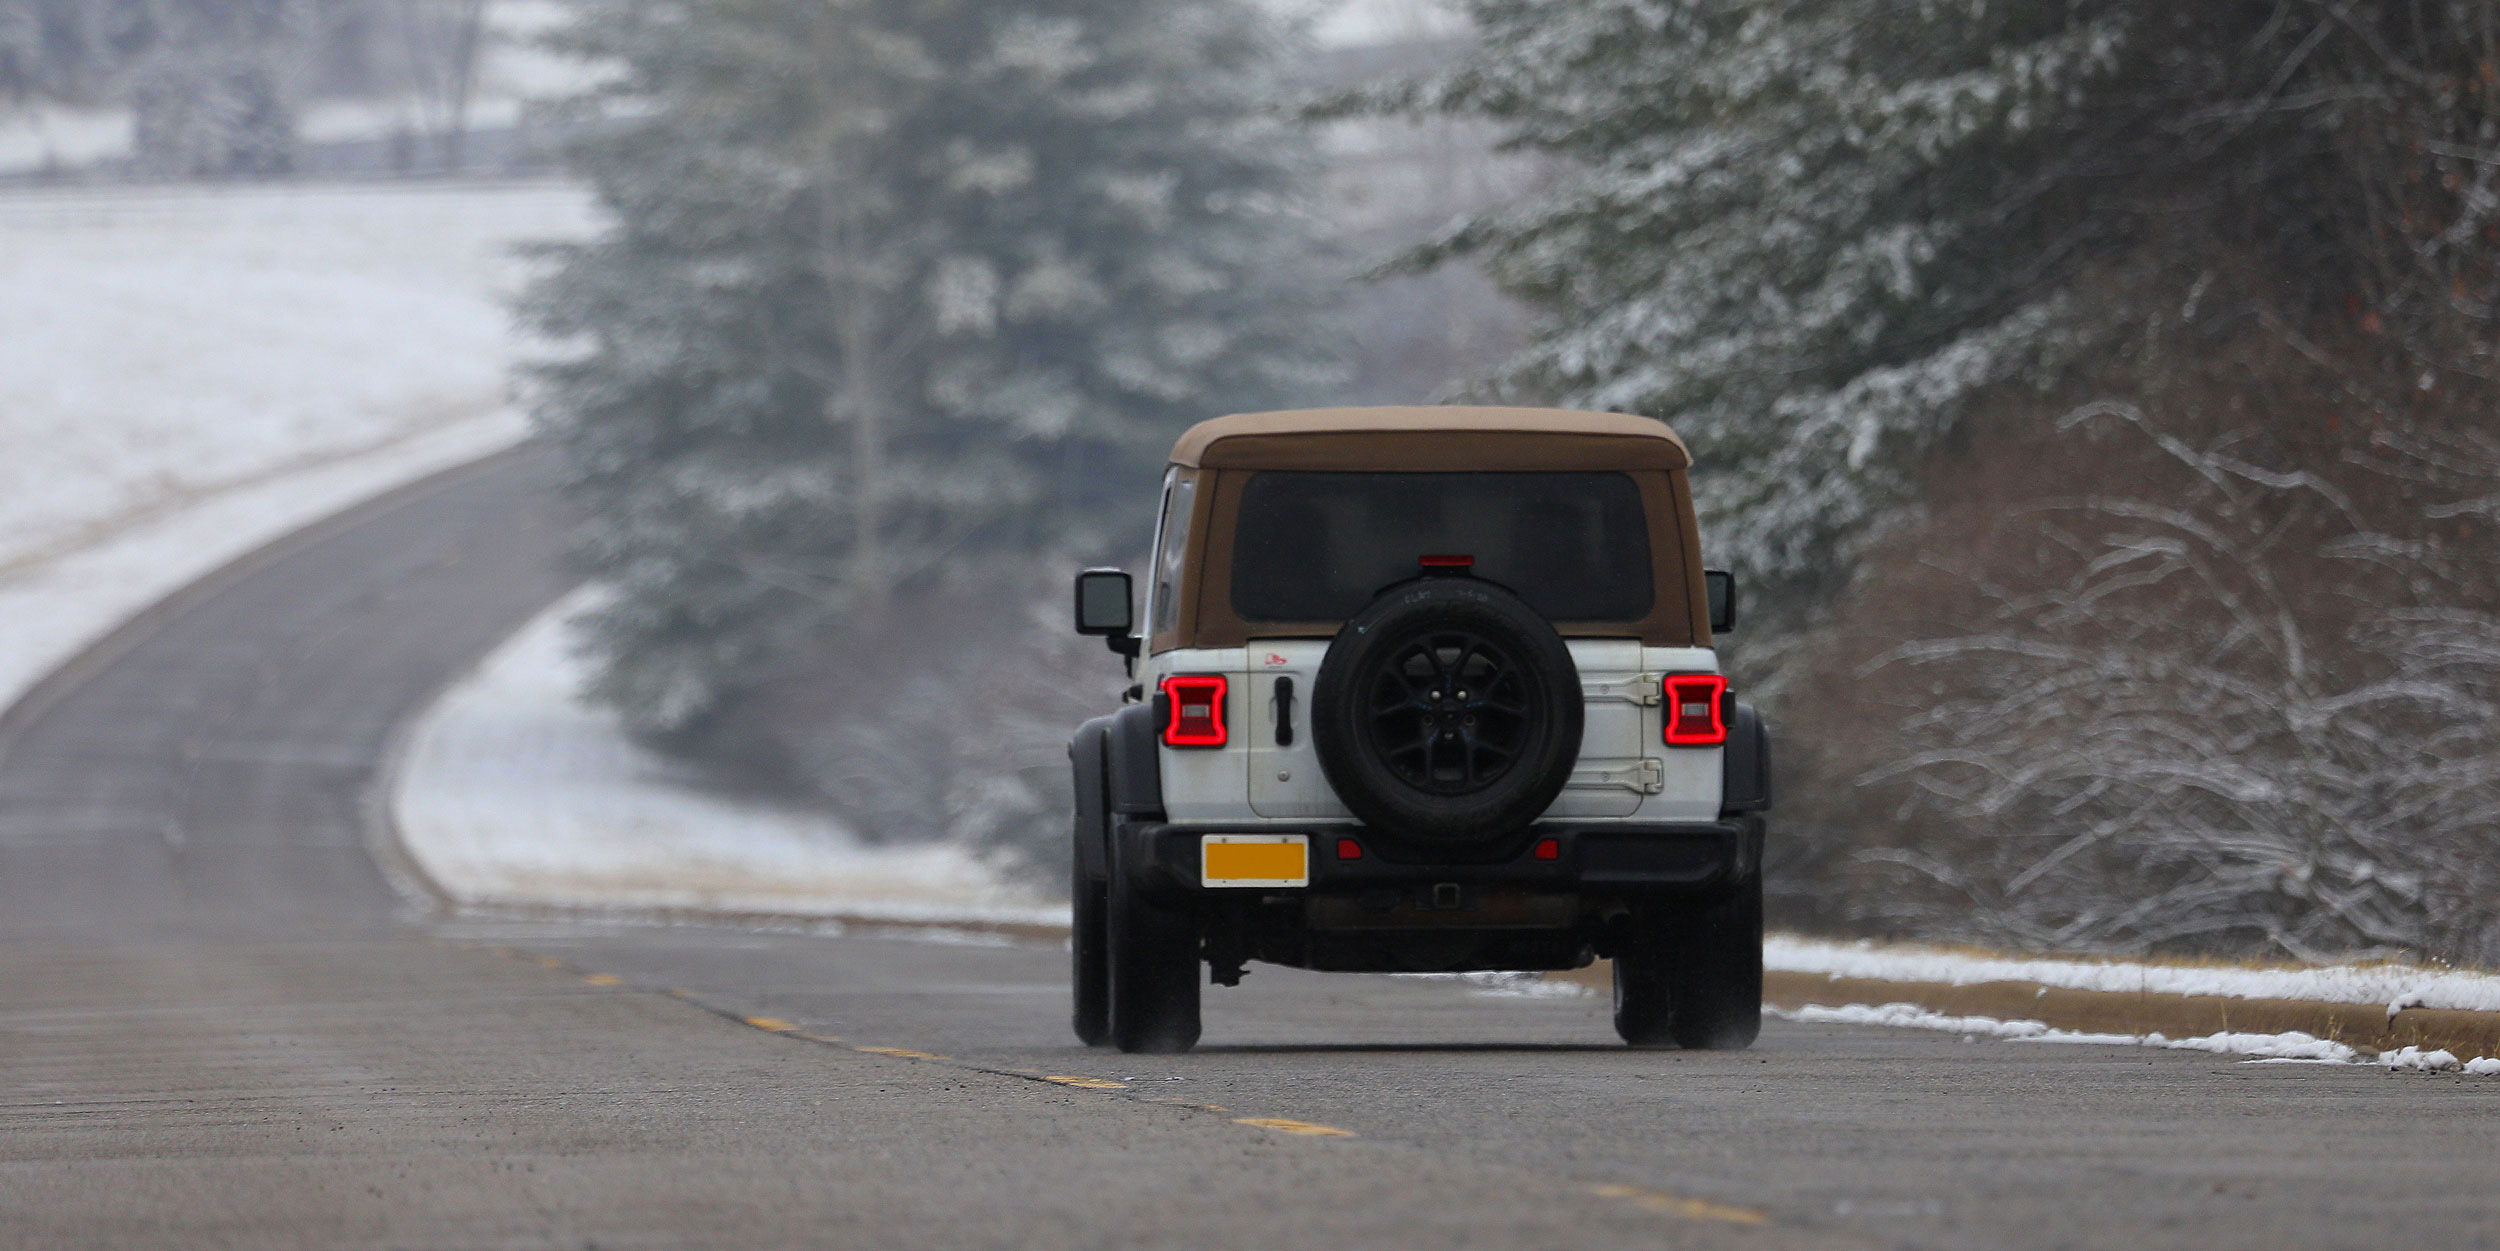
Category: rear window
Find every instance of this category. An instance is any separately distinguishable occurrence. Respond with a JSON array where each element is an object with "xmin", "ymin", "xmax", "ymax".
[{"xmin": 1231, "ymin": 471, "xmax": 1653, "ymax": 623}]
